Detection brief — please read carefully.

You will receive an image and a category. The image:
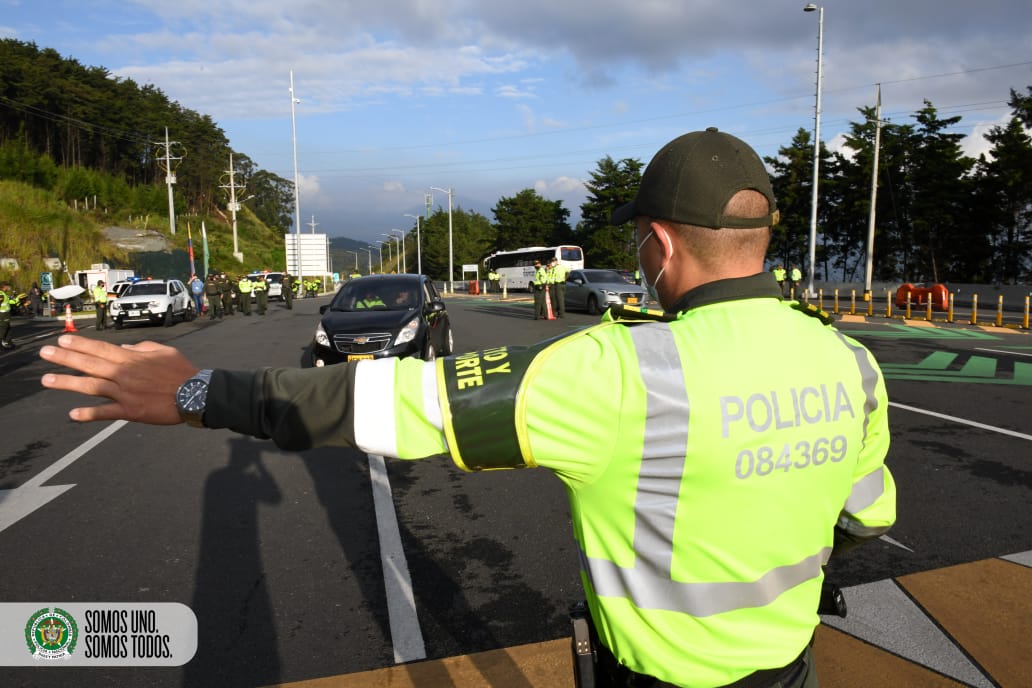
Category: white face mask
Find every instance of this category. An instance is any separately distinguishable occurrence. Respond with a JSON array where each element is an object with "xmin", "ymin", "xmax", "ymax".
[{"xmin": 636, "ymin": 230, "xmax": 665, "ymax": 303}]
